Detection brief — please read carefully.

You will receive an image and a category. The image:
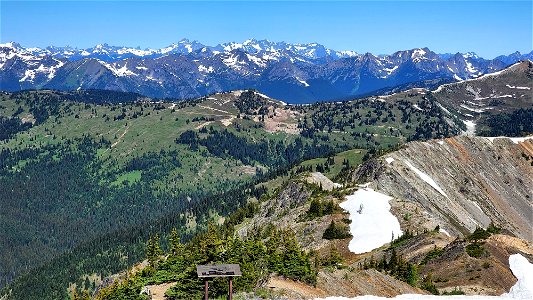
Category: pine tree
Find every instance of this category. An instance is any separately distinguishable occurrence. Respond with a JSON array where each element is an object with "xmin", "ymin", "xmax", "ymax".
[
  {"xmin": 146, "ymin": 234, "xmax": 163, "ymax": 268},
  {"xmin": 308, "ymin": 198, "xmax": 323, "ymax": 218},
  {"xmin": 169, "ymin": 228, "xmax": 183, "ymax": 257},
  {"xmin": 406, "ymin": 263, "xmax": 418, "ymax": 286}
]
